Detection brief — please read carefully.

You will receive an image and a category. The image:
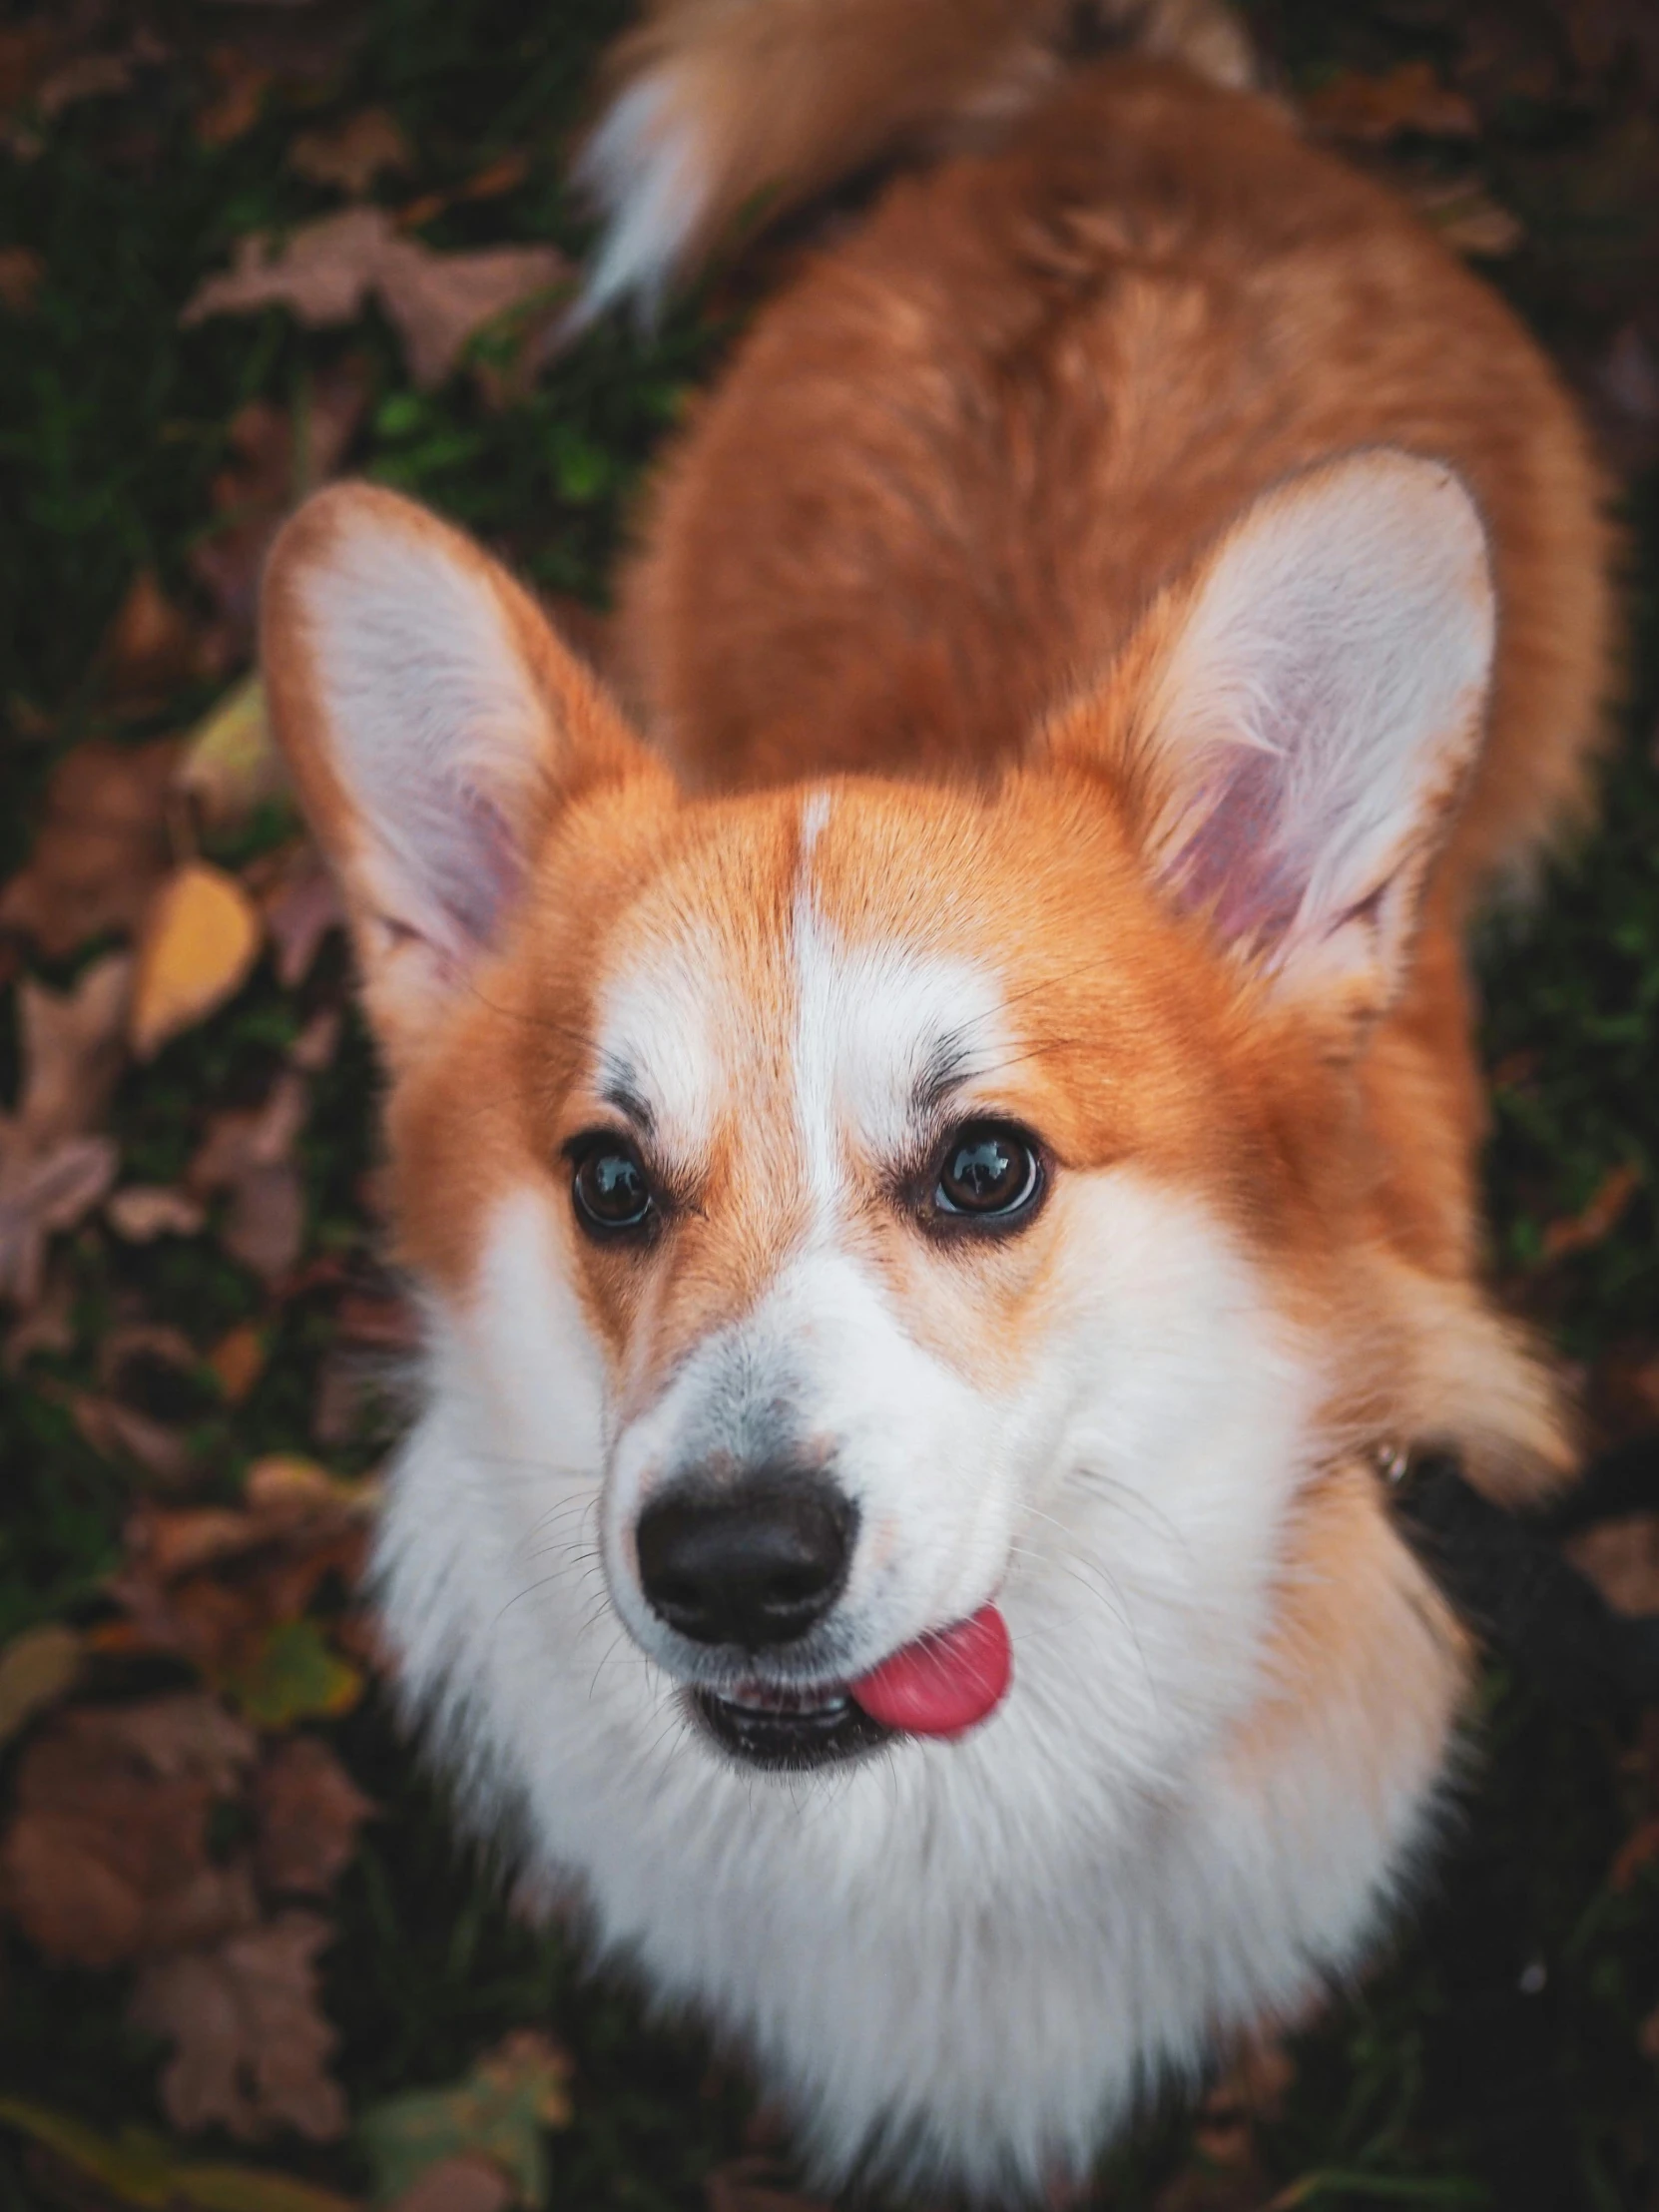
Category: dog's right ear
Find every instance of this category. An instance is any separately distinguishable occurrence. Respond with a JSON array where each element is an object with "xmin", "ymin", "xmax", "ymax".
[{"xmin": 262, "ymin": 483, "xmax": 655, "ymax": 1065}]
